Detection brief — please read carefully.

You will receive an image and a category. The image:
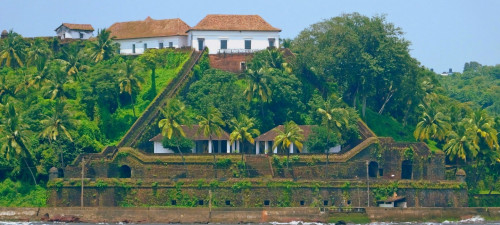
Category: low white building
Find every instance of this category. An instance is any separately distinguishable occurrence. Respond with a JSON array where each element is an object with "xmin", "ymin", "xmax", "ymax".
[
  {"xmin": 55, "ymin": 23, "xmax": 94, "ymax": 40},
  {"xmin": 187, "ymin": 14, "xmax": 281, "ymax": 54},
  {"xmin": 108, "ymin": 17, "xmax": 190, "ymax": 55},
  {"xmin": 150, "ymin": 125, "xmax": 232, "ymax": 154}
]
